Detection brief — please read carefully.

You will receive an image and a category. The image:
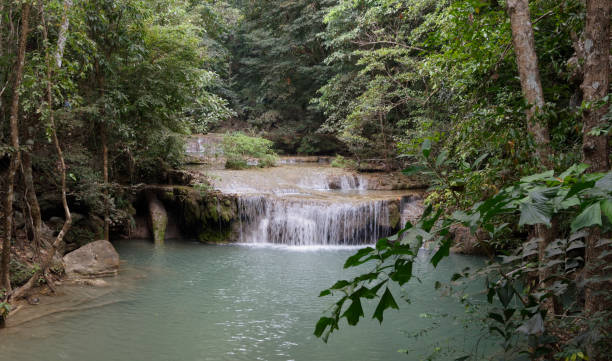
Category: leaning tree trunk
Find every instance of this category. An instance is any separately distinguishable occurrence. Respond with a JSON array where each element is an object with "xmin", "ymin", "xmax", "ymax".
[
  {"xmin": 506, "ymin": 0, "xmax": 560, "ymax": 314},
  {"xmin": 581, "ymin": 1, "xmax": 611, "ymax": 360},
  {"xmin": 1, "ymin": 2, "xmax": 31, "ymax": 294}
]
